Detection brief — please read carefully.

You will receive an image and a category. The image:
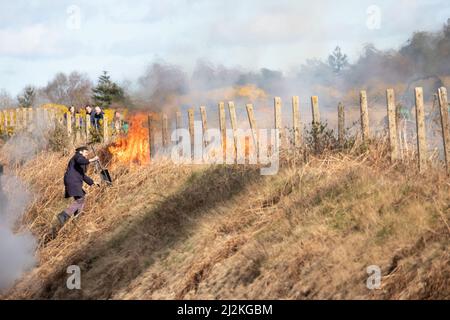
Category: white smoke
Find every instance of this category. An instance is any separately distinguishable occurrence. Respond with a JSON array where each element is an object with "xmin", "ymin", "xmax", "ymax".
[
  {"xmin": 1, "ymin": 110, "xmax": 52, "ymax": 164},
  {"xmin": 0, "ymin": 172, "xmax": 37, "ymax": 293}
]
